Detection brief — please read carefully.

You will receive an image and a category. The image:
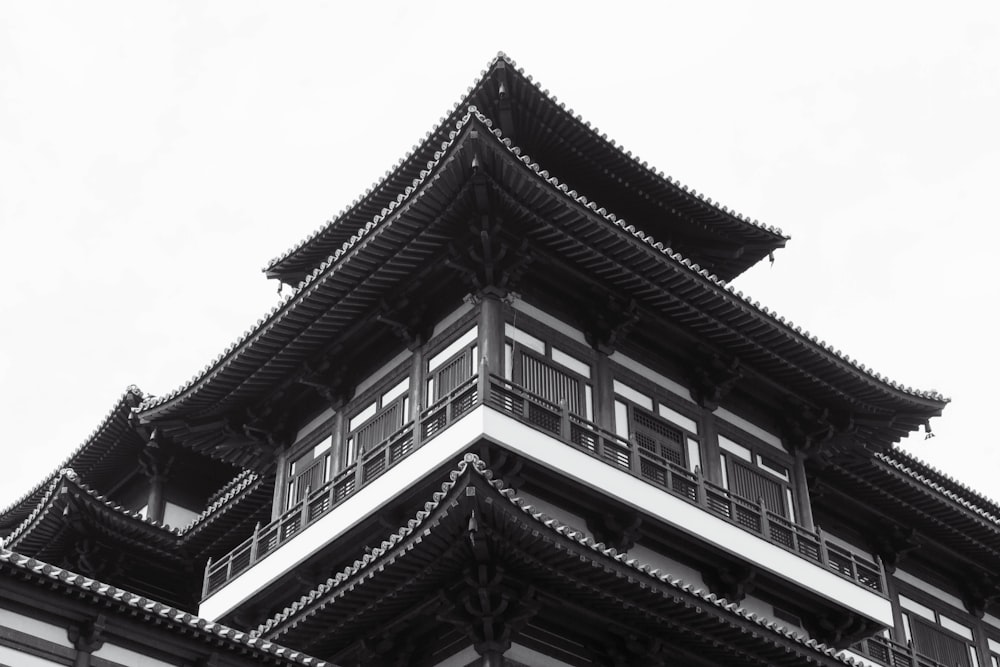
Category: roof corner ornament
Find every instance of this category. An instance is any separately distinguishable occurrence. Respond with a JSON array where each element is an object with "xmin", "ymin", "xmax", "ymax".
[{"xmin": 687, "ymin": 351, "xmax": 742, "ymax": 411}]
